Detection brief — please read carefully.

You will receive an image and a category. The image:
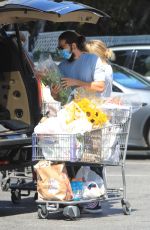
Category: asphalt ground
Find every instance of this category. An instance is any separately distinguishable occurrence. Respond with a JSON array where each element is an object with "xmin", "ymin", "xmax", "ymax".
[{"xmin": 0, "ymin": 156, "xmax": 150, "ymax": 230}]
